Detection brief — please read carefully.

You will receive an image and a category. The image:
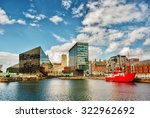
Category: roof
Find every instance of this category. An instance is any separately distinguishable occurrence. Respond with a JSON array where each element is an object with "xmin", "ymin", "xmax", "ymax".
[
  {"xmin": 110, "ymin": 54, "xmax": 126, "ymax": 59},
  {"xmin": 133, "ymin": 60, "xmax": 150, "ymax": 65},
  {"xmin": 20, "ymin": 46, "xmax": 41, "ymax": 54},
  {"xmin": 69, "ymin": 42, "xmax": 88, "ymax": 52},
  {"xmin": 7, "ymin": 63, "xmax": 19, "ymax": 69}
]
